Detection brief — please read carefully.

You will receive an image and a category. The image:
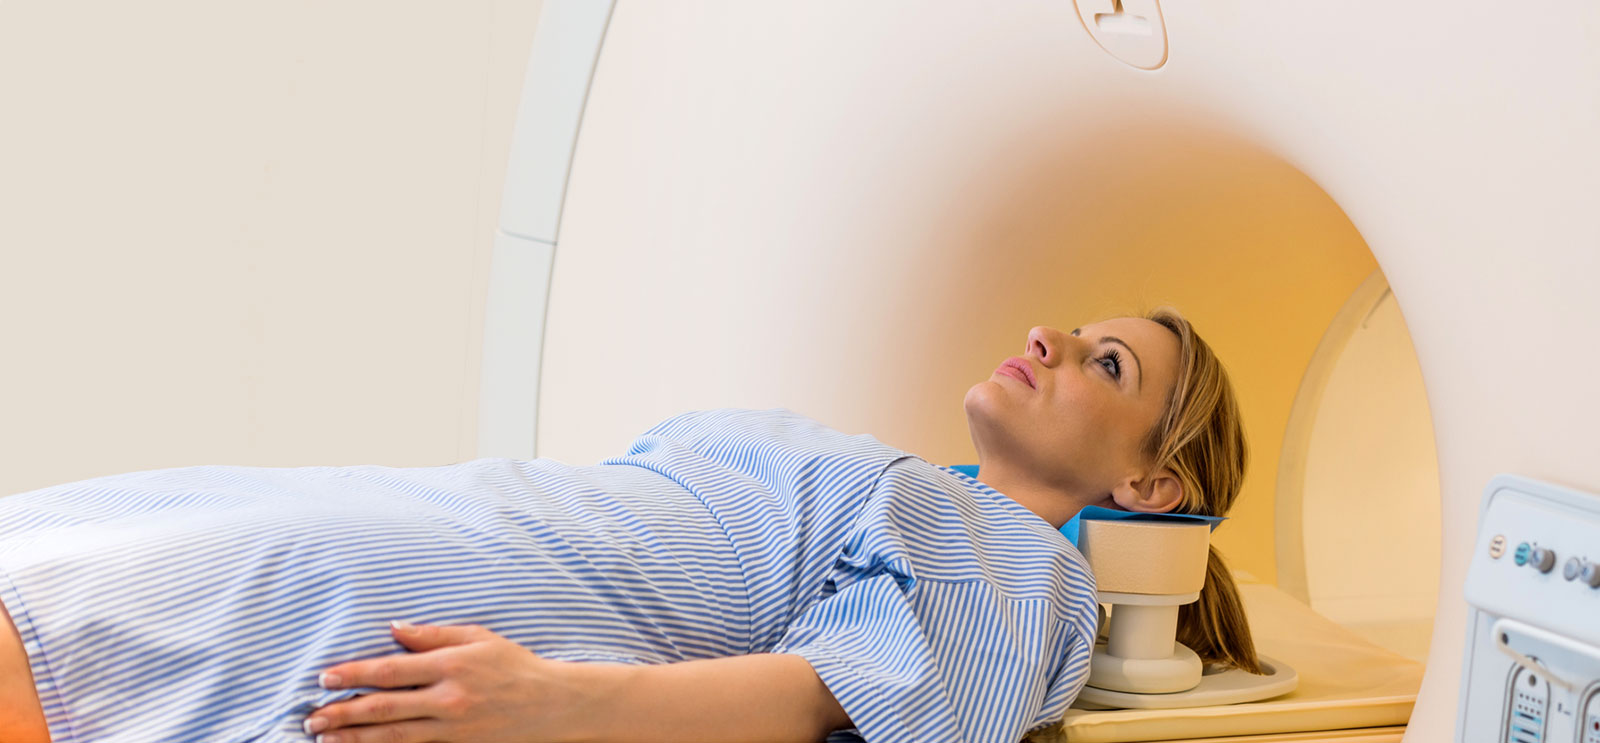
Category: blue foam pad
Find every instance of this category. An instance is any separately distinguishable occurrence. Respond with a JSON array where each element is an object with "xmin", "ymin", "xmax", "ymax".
[{"xmin": 945, "ymin": 465, "xmax": 1225, "ymax": 547}]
